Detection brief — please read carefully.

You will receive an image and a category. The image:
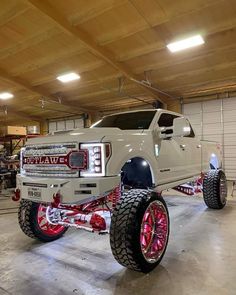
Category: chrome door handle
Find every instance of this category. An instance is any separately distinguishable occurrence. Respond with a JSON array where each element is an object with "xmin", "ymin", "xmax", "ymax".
[
  {"xmin": 180, "ymin": 144, "xmax": 186, "ymax": 150},
  {"xmin": 197, "ymin": 144, "xmax": 202, "ymax": 148}
]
